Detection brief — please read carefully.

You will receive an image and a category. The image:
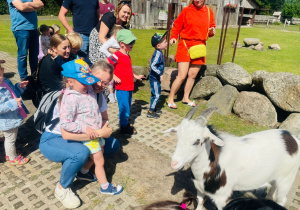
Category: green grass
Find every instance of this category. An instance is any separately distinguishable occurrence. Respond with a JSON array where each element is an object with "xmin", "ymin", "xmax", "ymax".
[{"xmin": 1, "ymin": 16, "xmax": 299, "ymax": 136}]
